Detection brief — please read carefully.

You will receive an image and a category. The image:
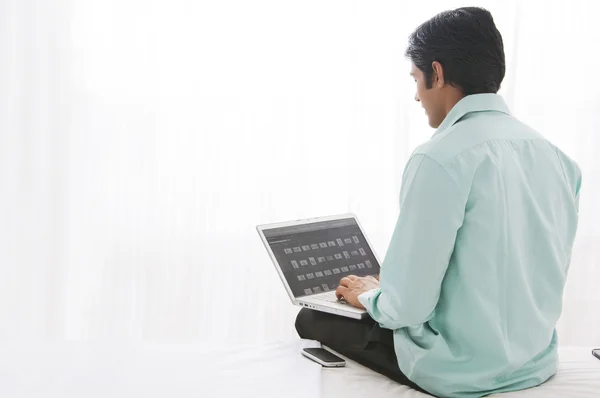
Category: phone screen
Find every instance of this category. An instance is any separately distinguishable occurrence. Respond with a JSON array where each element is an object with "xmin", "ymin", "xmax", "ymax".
[{"xmin": 303, "ymin": 348, "xmax": 344, "ymax": 363}]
